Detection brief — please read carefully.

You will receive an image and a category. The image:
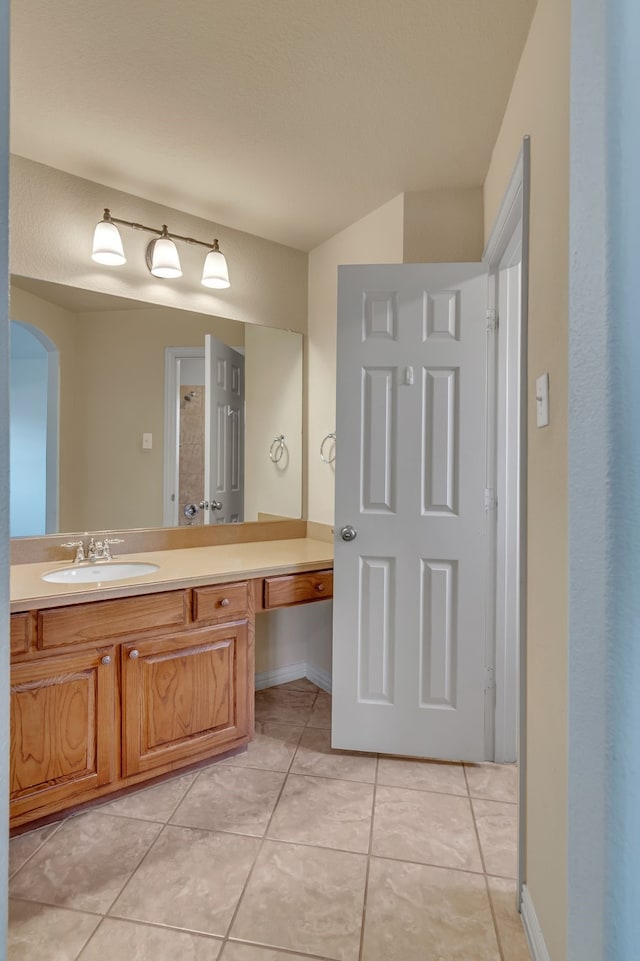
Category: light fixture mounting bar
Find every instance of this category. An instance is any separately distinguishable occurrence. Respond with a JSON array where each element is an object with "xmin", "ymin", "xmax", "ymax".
[{"xmin": 104, "ymin": 209, "xmax": 219, "ymax": 250}]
